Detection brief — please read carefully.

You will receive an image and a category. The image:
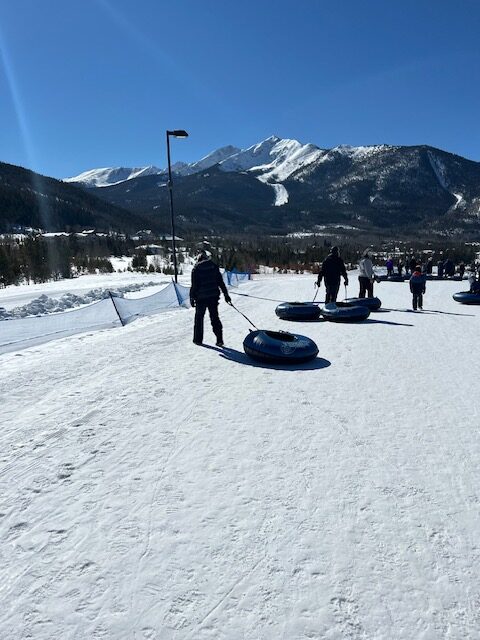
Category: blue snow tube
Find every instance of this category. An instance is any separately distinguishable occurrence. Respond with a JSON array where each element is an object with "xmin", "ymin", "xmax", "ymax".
[
  {"xmin": 344, "ymin": 297, "xmax": 382, "ymax": 311},
  {"xmin": 377, "ymin": 275, "xmax": 405, "ymax": 282},
  {"xmin": 453, "ymin": 291, "xmax": 480, "ymax": 305},
  {"xmin": 320, "ymin": 302, "xmax": 370, "ymax": 322},
  {"xmin": 243, "ymin": 330, "xmax": 319, "ymax": 364},
  {"xmin": 275, "ymin": 301, "xmax": 321, "ymax": 321}
]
